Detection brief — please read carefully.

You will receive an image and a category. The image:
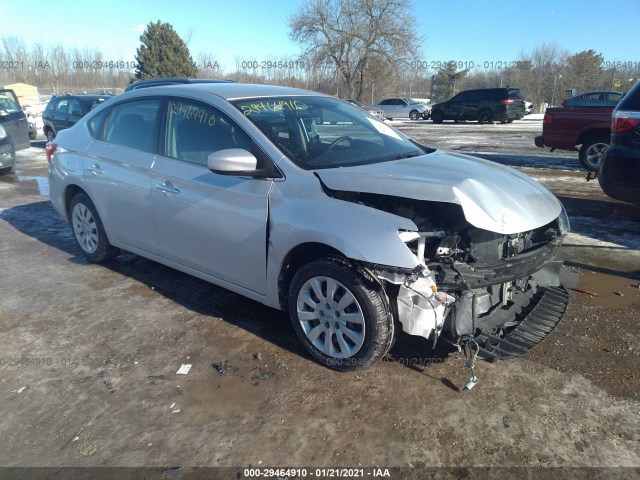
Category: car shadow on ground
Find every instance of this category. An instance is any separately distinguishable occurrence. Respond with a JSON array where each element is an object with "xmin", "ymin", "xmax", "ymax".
[{"xmin": 0, "ymin": 200, "xmax": 452, "ymax": 372}]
